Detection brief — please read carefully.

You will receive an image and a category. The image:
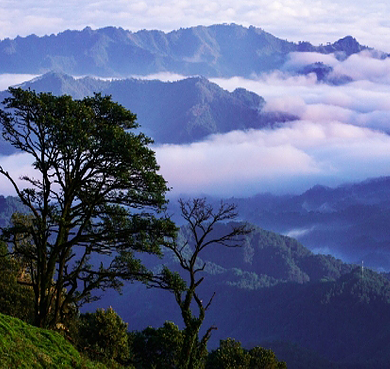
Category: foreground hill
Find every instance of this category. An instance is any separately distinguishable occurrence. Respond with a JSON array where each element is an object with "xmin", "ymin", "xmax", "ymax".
[
  {"xmin": 0, "ymin": 312, "xmax": 104, "ymax": 368},
  {"xmin": 0, "ymin": 24, "xmax": 375, "ymax": 78},
  {"xmin": 0, "ymin": 72, "xmax": 295, "ymax": 144}
]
